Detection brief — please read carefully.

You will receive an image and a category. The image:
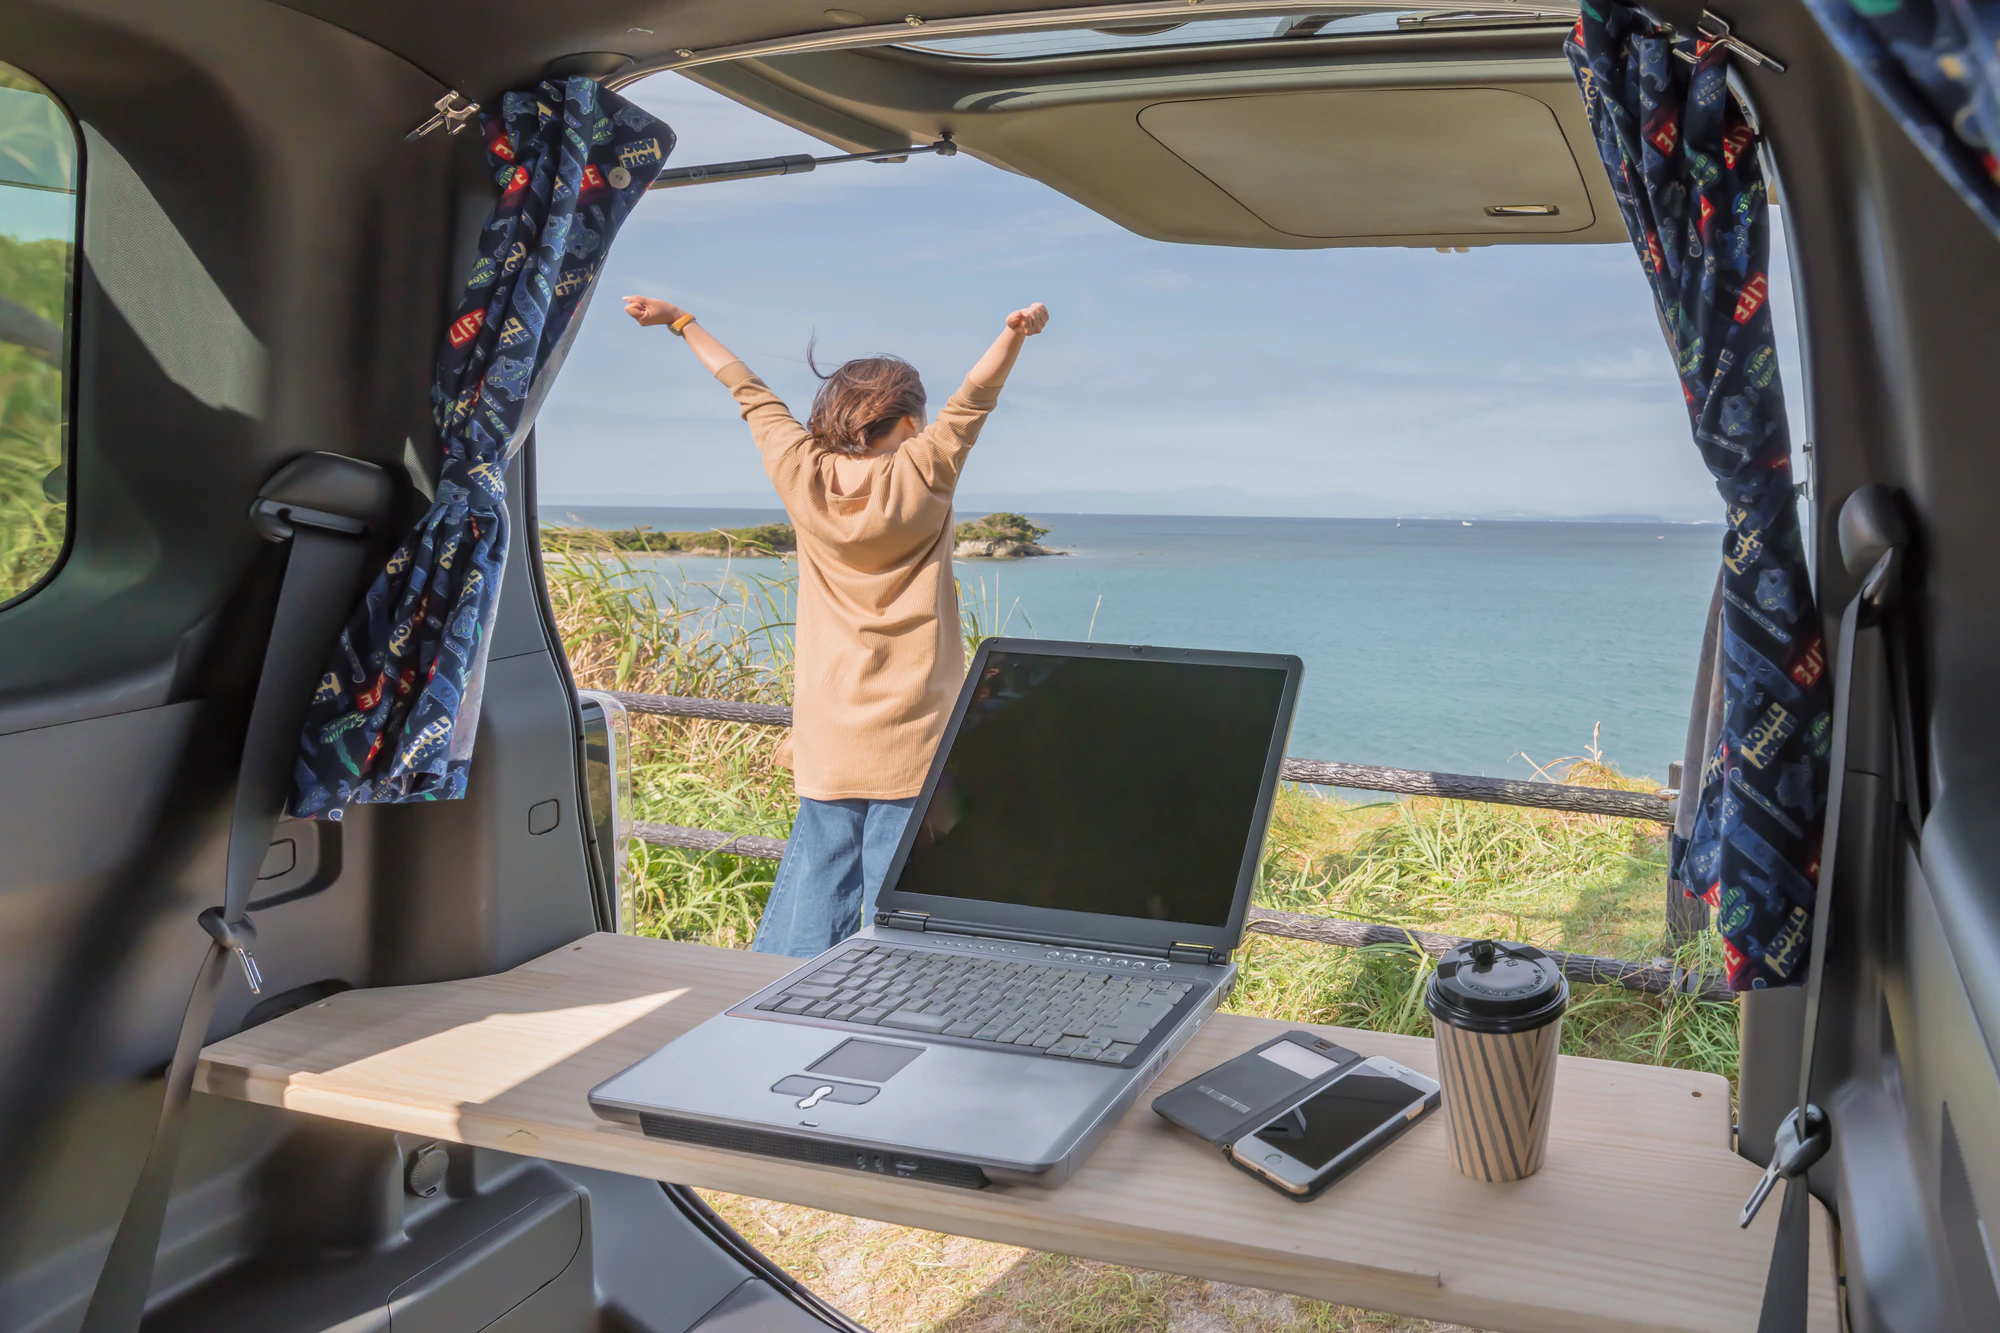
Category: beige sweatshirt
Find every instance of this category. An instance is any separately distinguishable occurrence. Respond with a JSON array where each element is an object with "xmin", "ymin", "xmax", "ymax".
[{"xmin": 716, "ymin": 359, "xmax": 1004, "ymax": 800}]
